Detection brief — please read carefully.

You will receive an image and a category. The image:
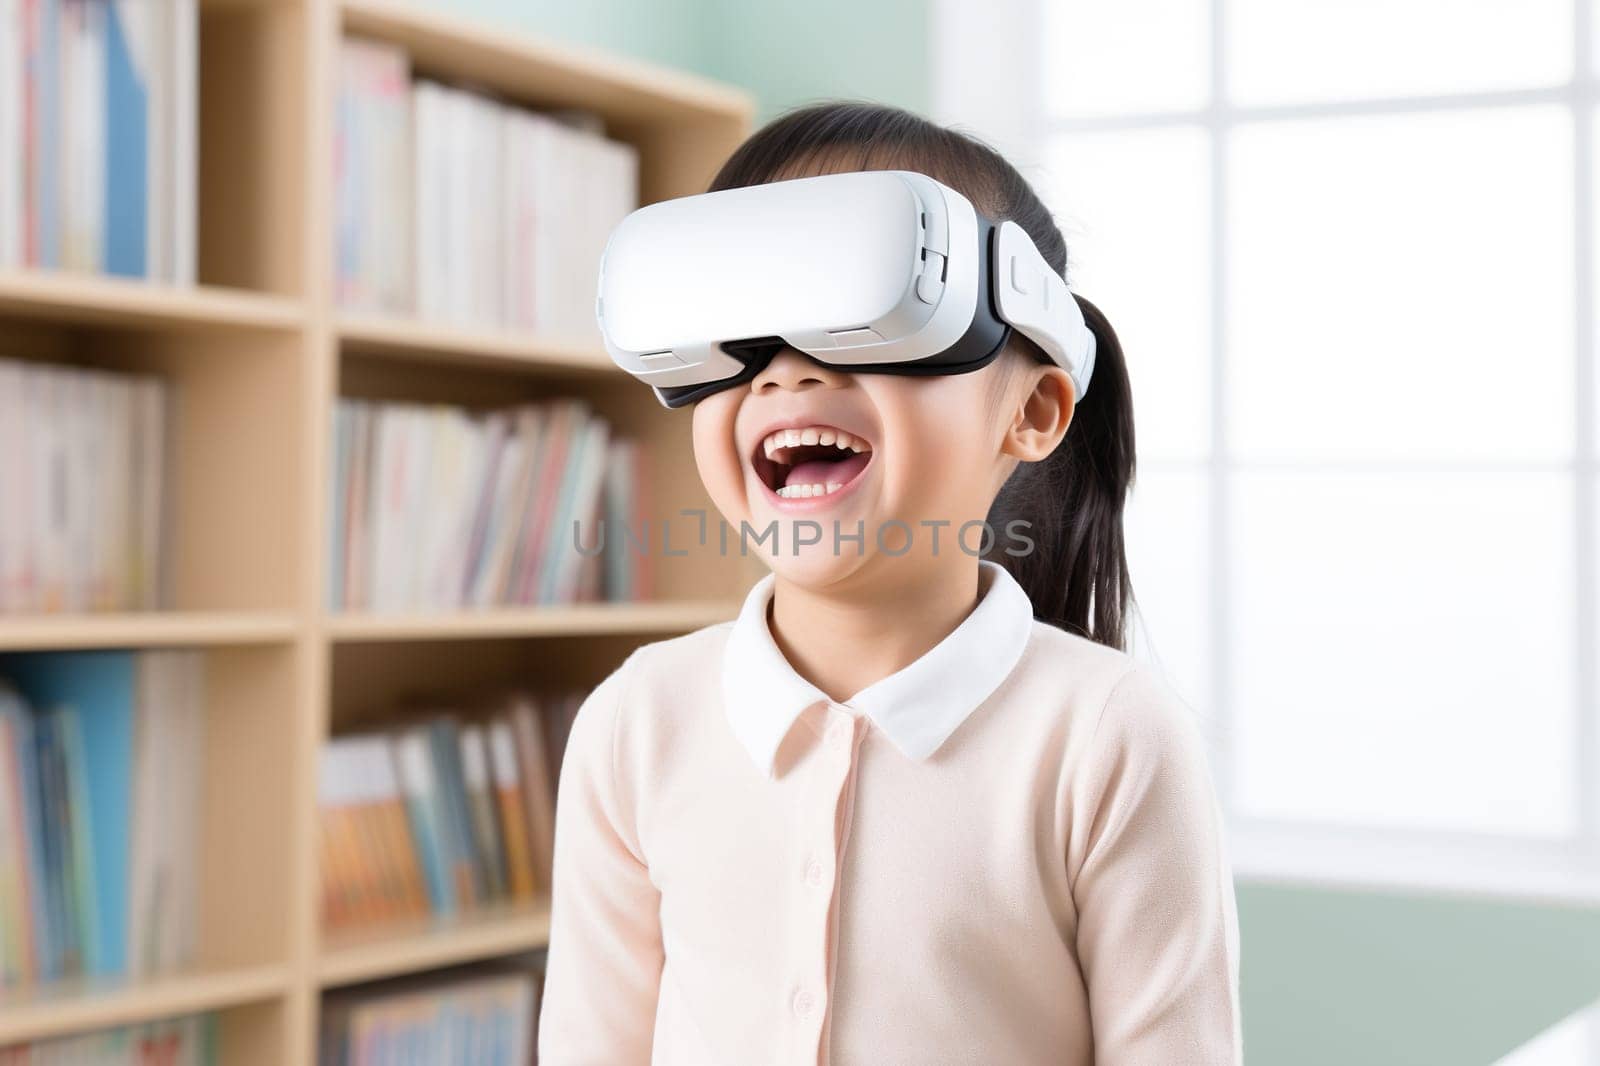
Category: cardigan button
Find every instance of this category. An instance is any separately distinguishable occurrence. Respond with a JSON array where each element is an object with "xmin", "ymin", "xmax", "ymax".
[
  {"xmin": 805, "ymin": 859, "xmax": 825, "ymax": 886},
  {"xmin": 793, "ymin": 987, "xmax": 816, "ymax": 1018}
]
